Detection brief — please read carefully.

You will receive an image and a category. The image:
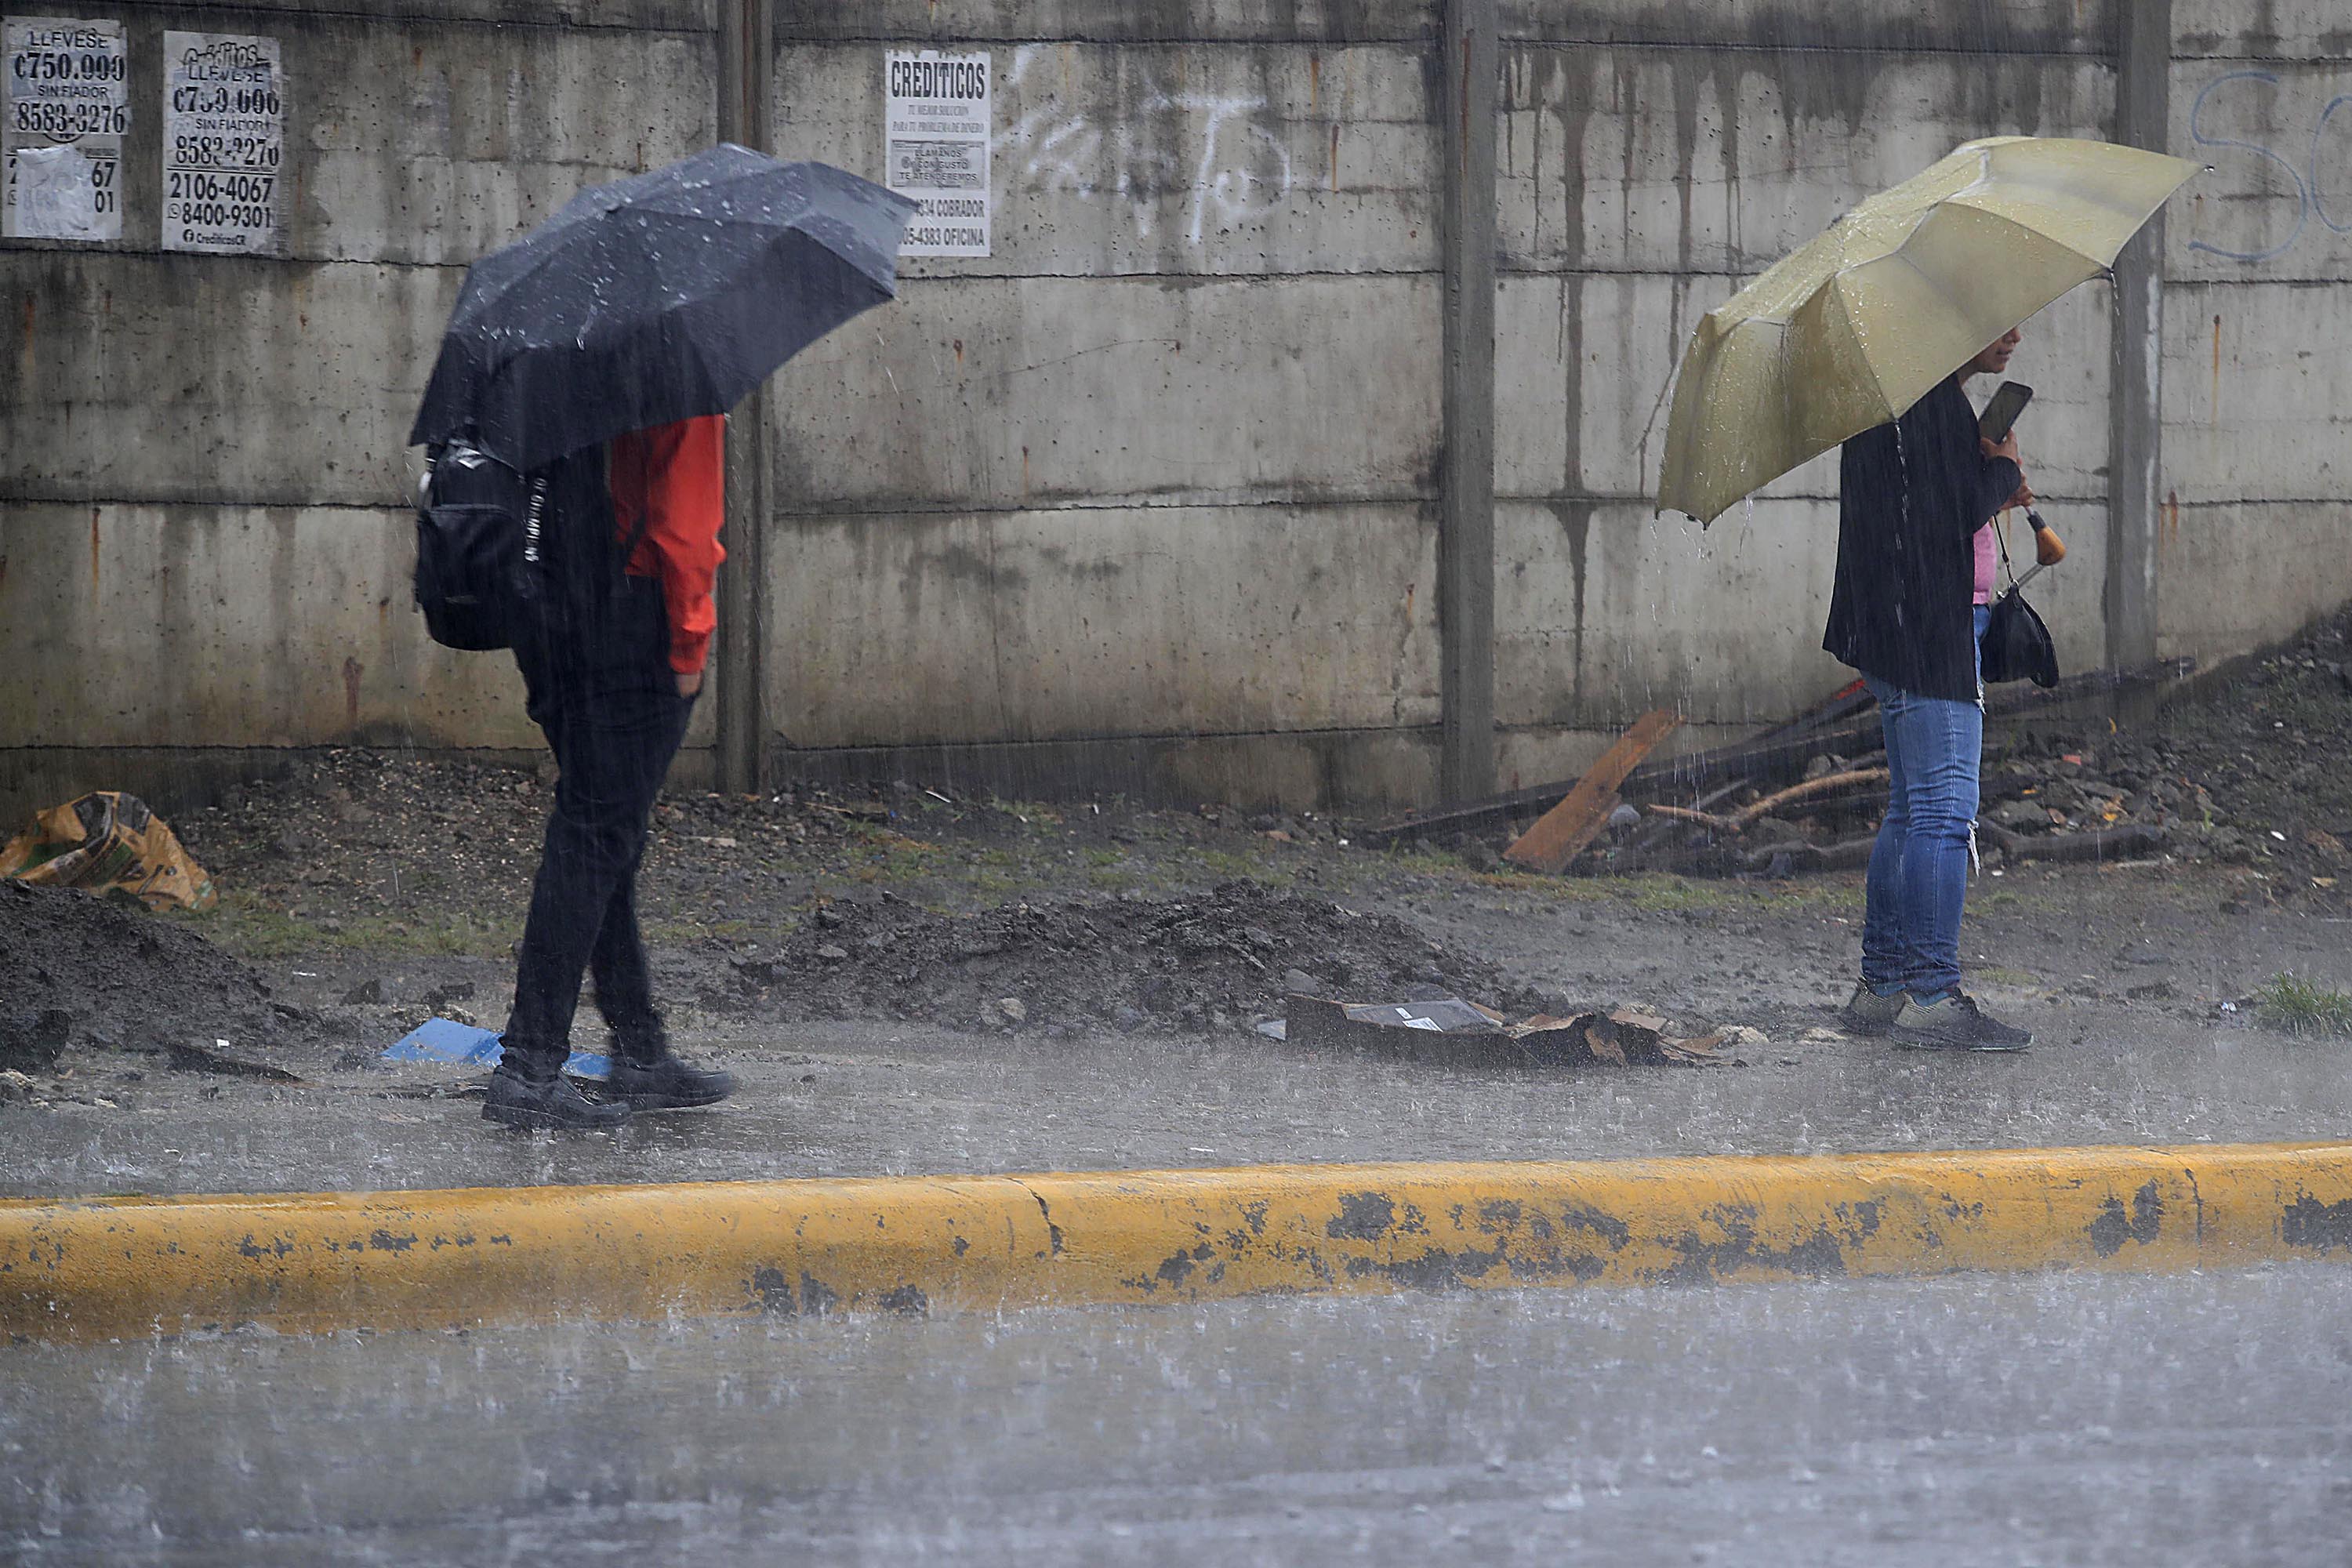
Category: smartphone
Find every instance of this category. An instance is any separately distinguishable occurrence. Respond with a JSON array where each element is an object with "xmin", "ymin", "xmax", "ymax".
[{"xmin": 1978, "ymin": 379, "xmax": 2034, "ymax": 444}]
